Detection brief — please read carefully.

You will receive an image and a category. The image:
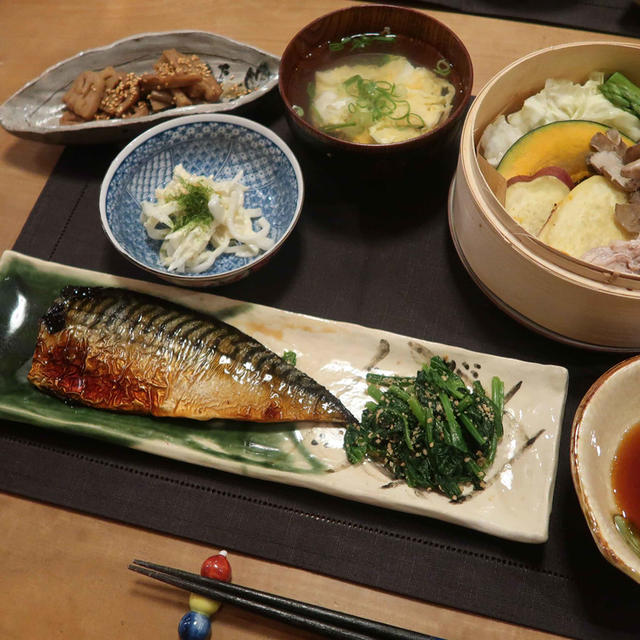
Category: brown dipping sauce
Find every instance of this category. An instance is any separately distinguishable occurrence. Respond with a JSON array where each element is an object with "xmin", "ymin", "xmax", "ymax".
[
  {"xmin": 611, "ymin": 421, "xmax": 640, "ymax": 529},
  {"xmin": 286, "ymin": 33, "xmax": 465, "ymax": 135}
]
